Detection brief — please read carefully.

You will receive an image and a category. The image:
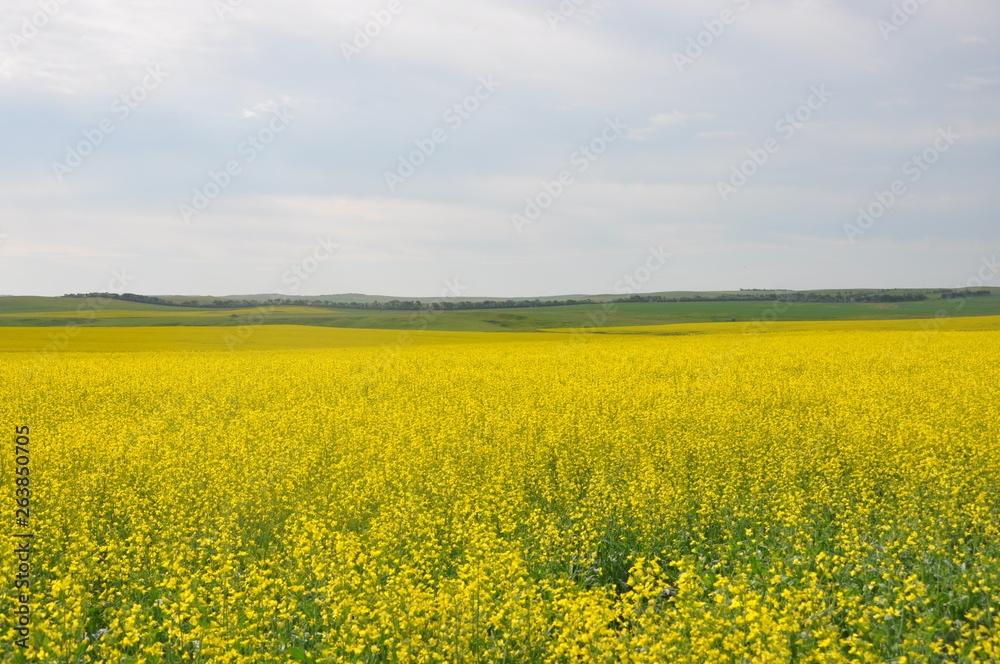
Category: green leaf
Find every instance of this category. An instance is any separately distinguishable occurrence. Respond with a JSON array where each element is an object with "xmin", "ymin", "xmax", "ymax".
[{"xmin": 287, "ymin": 646, "xmax": 314, "ymax": 663}]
